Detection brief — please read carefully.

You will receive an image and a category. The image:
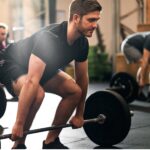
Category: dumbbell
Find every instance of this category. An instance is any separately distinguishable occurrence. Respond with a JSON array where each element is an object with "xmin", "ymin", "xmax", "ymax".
[{"xmin": 107, "ymin": 72, "xmax": 139, "ymax": 103}]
